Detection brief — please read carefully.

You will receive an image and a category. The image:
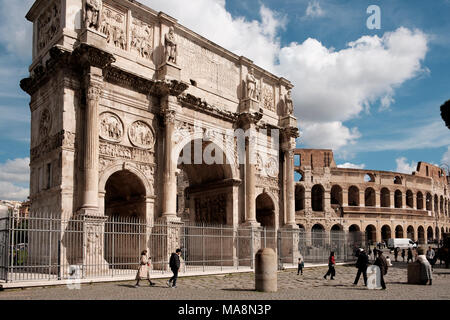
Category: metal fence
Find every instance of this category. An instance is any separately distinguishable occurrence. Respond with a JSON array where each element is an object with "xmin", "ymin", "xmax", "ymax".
[
  {"xmin": 298, "ymin": 230, "xmax": 364, "ymax": 264},
  {"xmin": 0, "ymin": 213, "xmax": 359, "ymax": 283}
]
